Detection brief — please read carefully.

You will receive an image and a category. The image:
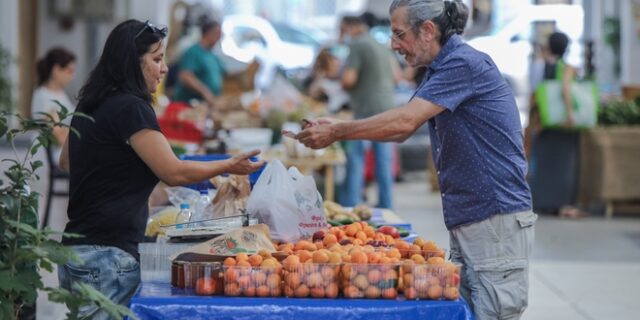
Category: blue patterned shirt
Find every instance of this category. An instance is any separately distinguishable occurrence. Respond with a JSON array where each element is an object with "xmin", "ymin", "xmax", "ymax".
[{"xmin": 414, "ymin": 35, "xmax": 532, "ymax": 229}]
